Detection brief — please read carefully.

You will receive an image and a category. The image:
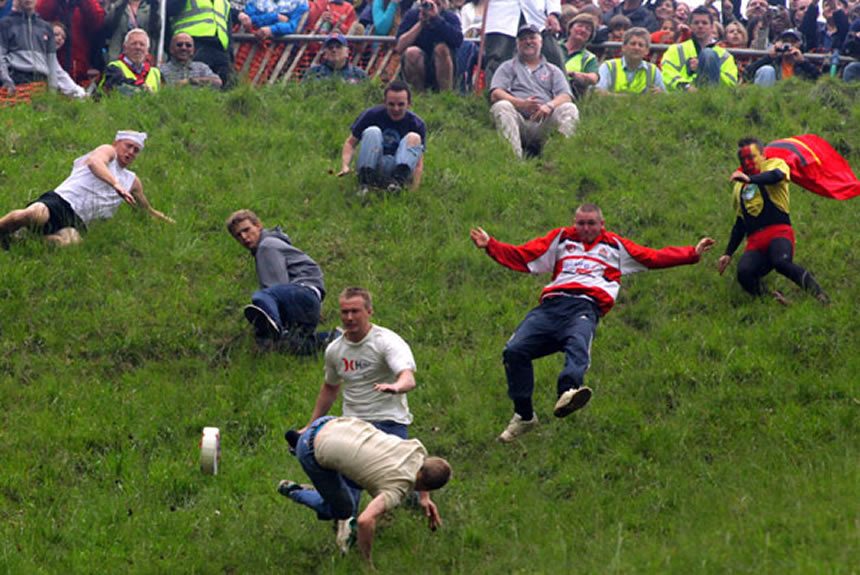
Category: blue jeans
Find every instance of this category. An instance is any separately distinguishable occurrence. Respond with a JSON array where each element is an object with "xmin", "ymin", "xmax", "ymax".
[
  {"xmin": 503, "ymin": 296, "xmax": 600, "ymax": 401},
  {"xmin": 288, "ymin": 416, "xmax": 359, "ymax": 520},
  {"xmin": 695, "ymin": 48, "xmax": 723, "ymax": 86},
  {"xmin": 754, "ymin": 65, "xmax": 777, "ymax": 87},
  {"xmin": 355, "ymin": 126, "xmax": 424, "ymax": 186},
  {"xmin": 843, "ymin": 62, "xmax": 860, "ymax": 82},
  {"xmin": 251, "ymin": 284, "xmax": 320, "ymax": 352},
  {"xmin": 288, "ymin": 418, "xmax": 408, "ymax": 520}
]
